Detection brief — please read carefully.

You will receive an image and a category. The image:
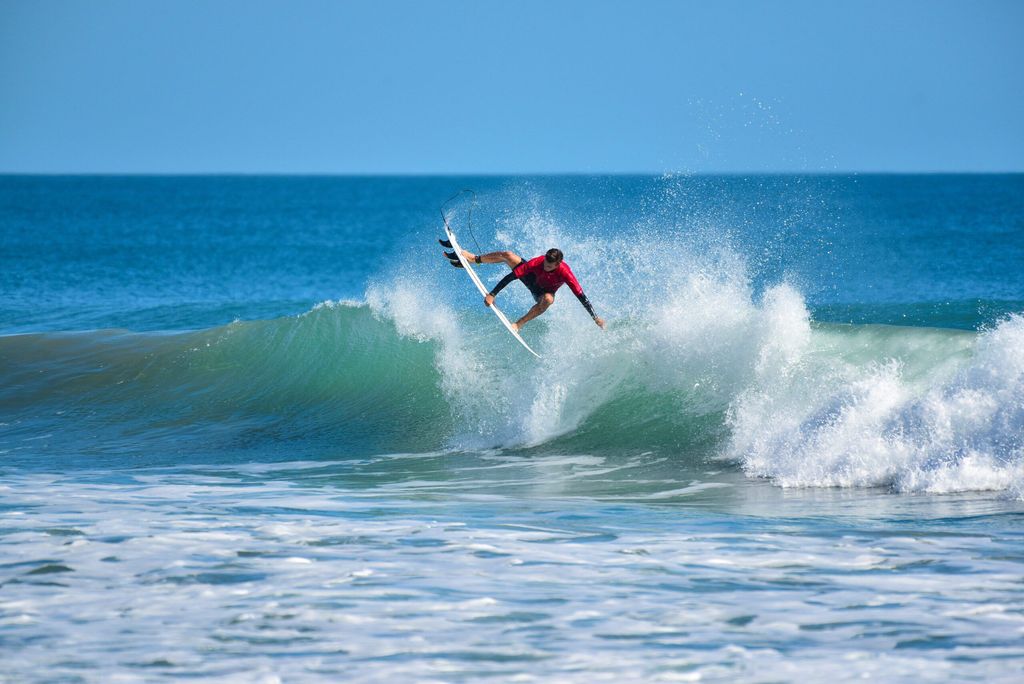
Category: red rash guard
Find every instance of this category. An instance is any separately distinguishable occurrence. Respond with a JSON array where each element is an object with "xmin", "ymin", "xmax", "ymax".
[
  {"xmin": 488, "ymin": 255, "xmax": 598, "ymax": 319},
  {"xmin": 512, "ymin": 256, "xmax": 583, "ymax": 296}
]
